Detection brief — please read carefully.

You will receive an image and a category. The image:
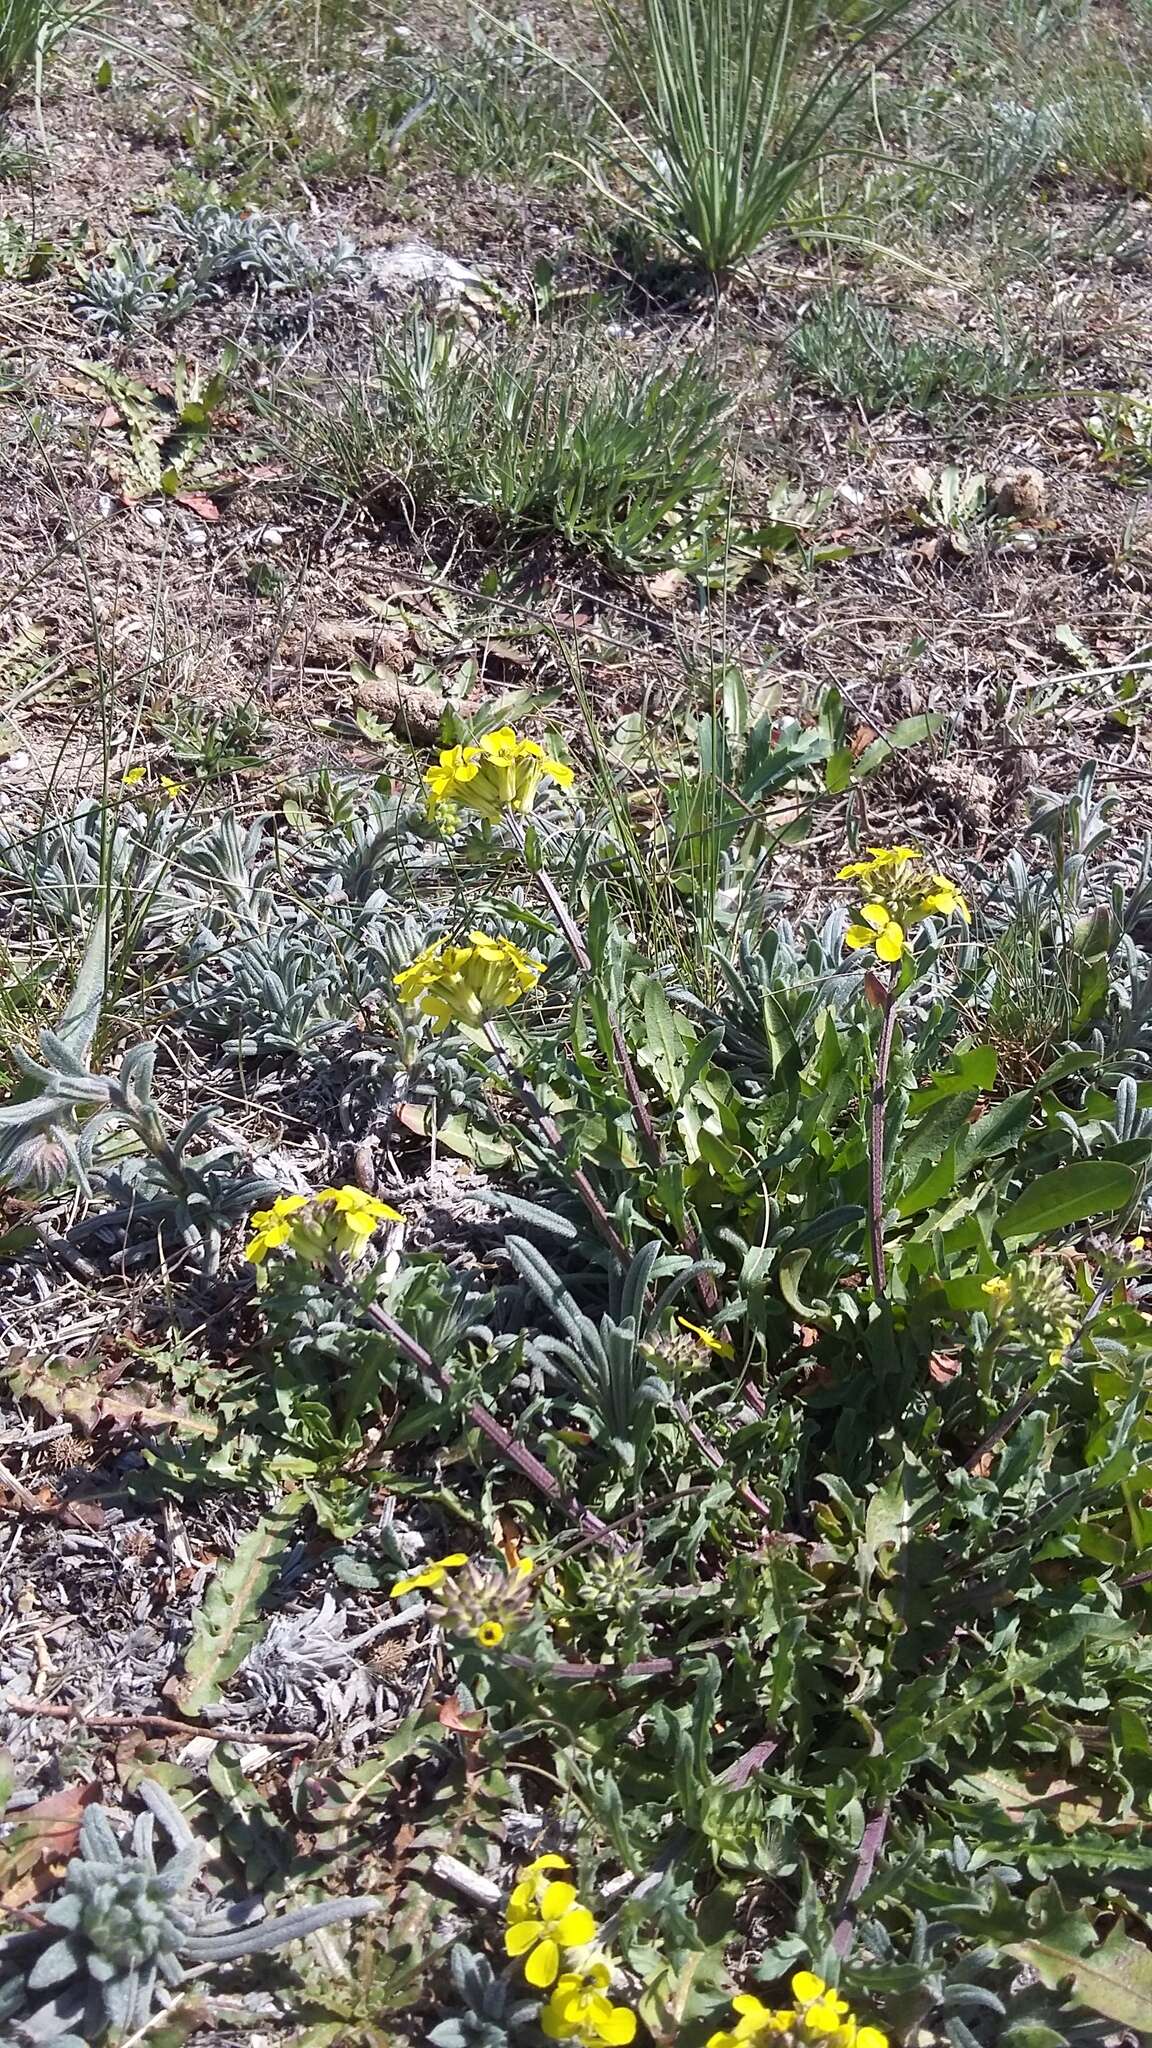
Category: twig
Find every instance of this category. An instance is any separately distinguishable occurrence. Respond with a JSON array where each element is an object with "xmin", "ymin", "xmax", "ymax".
[
  {"xmin": 2, "ymin": 1698, "xmax": 319, "ymax": 1750},
  {"xmin": 832, "ymin": 1802, "xmax": 889, "ymax": 1957},
  {"xmin": 867, "ymin": 978, "xmax": 901, "ymax": 1297},
  {"xmin": 0, "ymin": 1459, "xmax": 44, "ymax": 1513}
]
